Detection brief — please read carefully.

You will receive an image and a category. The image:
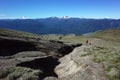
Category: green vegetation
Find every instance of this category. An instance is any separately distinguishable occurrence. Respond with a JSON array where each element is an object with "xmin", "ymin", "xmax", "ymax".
[
  {"xmin": 41, "ymin": 29, "xmax": 120, "ymax": 44},
  {"xmin": 91, "ymin": 29, "xmax": 120, "ymax": 42},
  {"xmin": 59, "ymin": 35, "xmax": 90, "ymax": 44},
  {"xmin": 78, "ymin": 29, "xmax": 120, "ymax": 80},
  {"xmin": 39, "ymin": 34, "xmax": 64, "ymax": 40},
  {"xmin": 0, "ymin": 28, "xmax": 41, "ymax": 39},
  {"xmin": 0, "ymin": 67, "xmax": 42, "ymax": 80},
  {"xmin": 94, "ymin": 47, "xmax": 120, "ymax": 80},
  {"xmin": 80, "ymin": 53, "xmax": 90, "ymax": 57},
  {"xmin": 84, "ymin": 46, "xmax": 120, "ymax": 80}
]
